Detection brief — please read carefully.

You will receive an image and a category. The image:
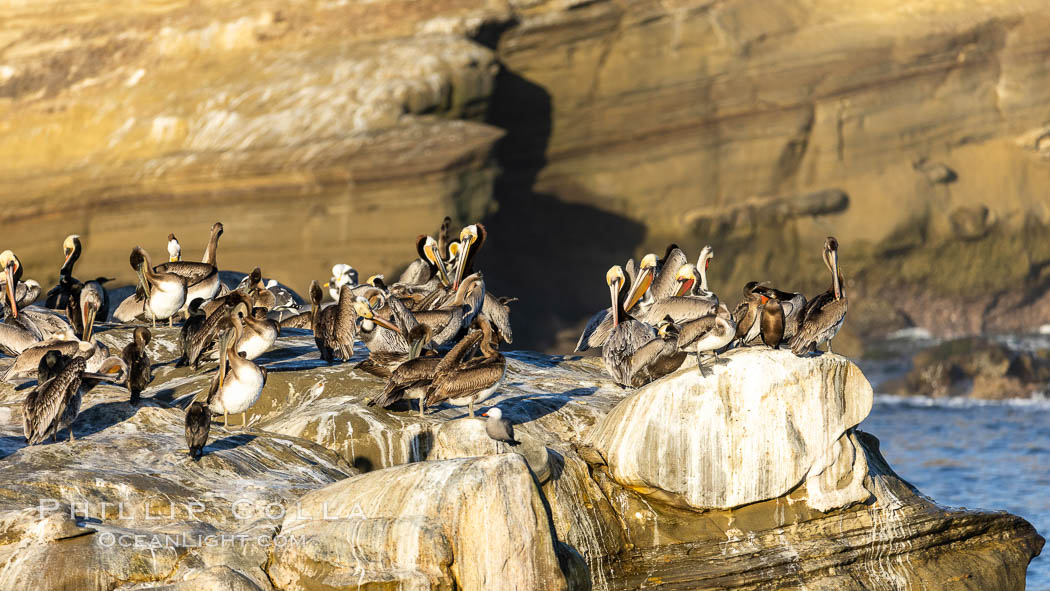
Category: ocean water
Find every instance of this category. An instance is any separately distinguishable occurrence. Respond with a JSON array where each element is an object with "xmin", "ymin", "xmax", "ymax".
[{"xmin": 861, "ymin": 395, "xmax": 1050, "ymax": 589}]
